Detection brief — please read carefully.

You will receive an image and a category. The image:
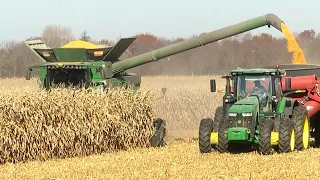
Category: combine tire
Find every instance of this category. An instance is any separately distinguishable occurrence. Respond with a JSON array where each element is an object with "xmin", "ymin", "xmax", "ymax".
[
  {"xmin": 199, "ymin": 118, "xmax": 213, "ymax": 153},
  {"xmin": 292, "ymin": 106, "xmax": 310, "ymax": 150},
  {"xmin": 258, "ymin": 117, "xmax": 274, "ymax": 155},
  {"xmin": 216, "ymin": 117, "xmax": 229, "ymax": 153},
  {"xmin": 279, "ymin": 117, "xmax": 295, "ymax": 153},
  {"xmin": 150, "ymin": 118, "xmax": 166, "ymax": 147}
]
